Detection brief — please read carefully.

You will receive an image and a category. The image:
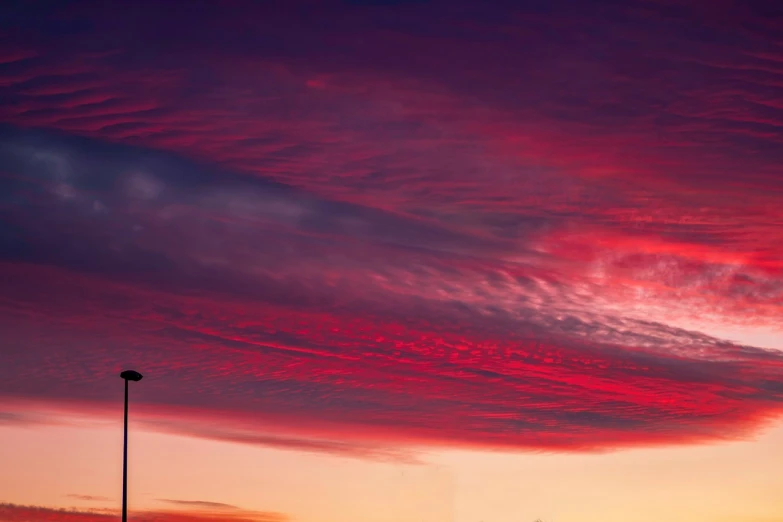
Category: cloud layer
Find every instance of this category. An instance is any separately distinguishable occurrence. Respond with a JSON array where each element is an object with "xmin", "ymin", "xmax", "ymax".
[
  {"xmin": 0, "ymin": 0, "xmax": 782, "ymax": 457},
  {"xmin": 0, "ymin": 503, "xmax": 286, "ymax": 522}
]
